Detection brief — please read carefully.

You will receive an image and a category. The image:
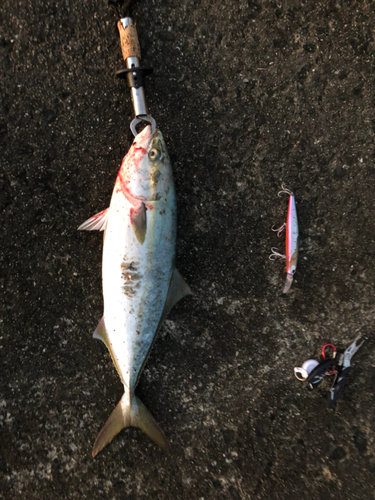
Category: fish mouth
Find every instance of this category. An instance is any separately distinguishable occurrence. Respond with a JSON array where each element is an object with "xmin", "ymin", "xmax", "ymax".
[
  {"xmin": 132, "ymin": 125, "xmax": 162, "ymax": 143},
  {"xmin": 133, "ymin": 125, "xmax": 153, "ymax": 148},
  {"xmin": 135, "ymin": 127, "xmax": 164, "ymax": 154}
]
